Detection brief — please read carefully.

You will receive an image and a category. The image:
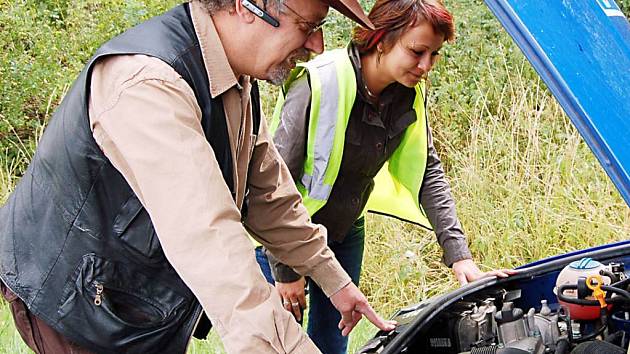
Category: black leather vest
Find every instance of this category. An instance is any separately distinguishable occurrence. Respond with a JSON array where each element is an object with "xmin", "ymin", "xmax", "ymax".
[{"xmin": 0, "ymin": 4, "xmax": 259, "ymax": 353}]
